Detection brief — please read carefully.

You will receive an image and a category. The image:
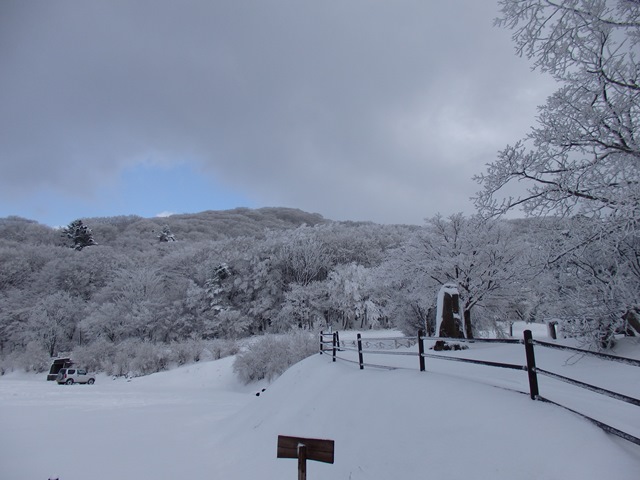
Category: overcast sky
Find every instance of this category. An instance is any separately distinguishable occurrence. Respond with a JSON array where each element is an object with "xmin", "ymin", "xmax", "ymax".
[{"xmin": 0, "ymin": 0, "xmax": 556, "ymax": 227}]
